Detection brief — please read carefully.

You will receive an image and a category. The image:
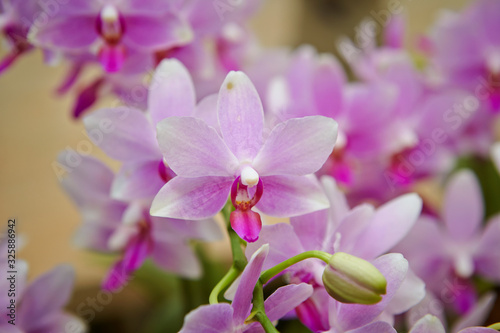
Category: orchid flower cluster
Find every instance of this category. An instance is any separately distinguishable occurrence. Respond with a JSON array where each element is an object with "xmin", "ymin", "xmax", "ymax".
[{"xmin": 2, "ymin": 0, "xmax": 500, "ymax": 332}]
